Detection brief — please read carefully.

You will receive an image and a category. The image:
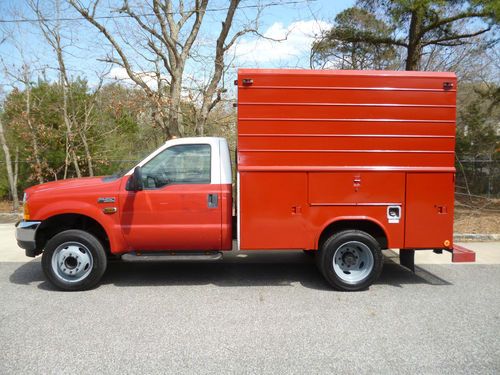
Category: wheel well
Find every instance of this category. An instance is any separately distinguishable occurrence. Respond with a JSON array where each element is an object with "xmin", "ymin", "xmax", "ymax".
[
  {"xmin": 36, "ymin": 214, "xmax": 110, "ymax": 254},
  {"xmin": 318, "ymin": 220, "xmax": 388, "ymax": 250}
]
